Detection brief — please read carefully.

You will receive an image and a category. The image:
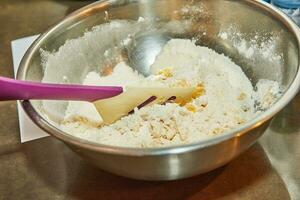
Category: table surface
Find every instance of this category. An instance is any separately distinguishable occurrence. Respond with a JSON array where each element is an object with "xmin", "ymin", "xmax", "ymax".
[{"xmin": 0, "ymin": 1, "xmax": 299, "ymax": 199}]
